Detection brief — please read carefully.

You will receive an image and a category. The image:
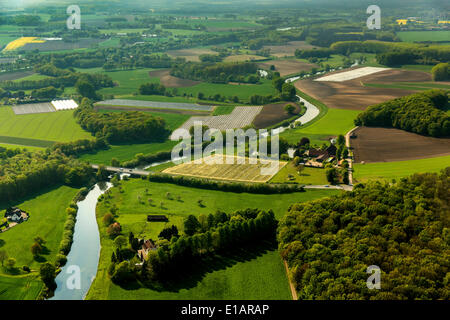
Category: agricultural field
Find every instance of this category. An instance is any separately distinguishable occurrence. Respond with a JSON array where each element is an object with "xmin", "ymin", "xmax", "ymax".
[
  {"xmin": 0, "ymin": 70, "xmax": 34, "ymax": 81},
  {"xmin": 353, "ymin": 155, "xmax": 450, "ymax": 183},
  {"xmin": 224, "ymin": 54, "xmax": 267, "ymax": 62},
  {"xmin": 315, "ymin": 67, "xmax": 390, "ymax": 82},
  {"xmin": 97, "ymin": 68, "xmax": 159, "ymax": 96},
  {"xmin": 252, "ymin": 103, "xmax": 303, "ymax": 129},
  {"xmin": 397, "ymin": 31, "xmax": 450, "ymax": 43},
  {"xmin": 87, "ymin": 179, "xmax": 341, "ymax": 300},
  {"xmin": 263, "ymin": 41, "xmax": 321, "ymax": 57},
  {"xmin": 148, "ymin": 69, "xmax": 200, "ymax": 88},
  {"xmin": 97, "ymin": 99, "xmax": 213, "ymax": 112},
  {"xmin": 166, "ymin": 48, "xmax": 217, "ymax": 62},
  {"xmin": 0, "ymin": 143, "xmax": 44, "ymax": 152},
  {"xmin": 172, "ymin": 106, "xmax": 263, "ymax": 135},
  {"xmin": 163, "ymin": 155, "xmax": 286, "ymax": 183},
  {"xmin": 281, "ymin": 108, "xmax": 360, "ymax": 146},
  {"xmin": 0, "ymin": 185, "xmax": 79, "ymax": 273},
  {"xmin": 351, "ymin": 127, "xmax": 450, "ymax": 163},
  {"xmin": 0, "ymin": 107, "xmax": 92, "ymax": 145},
  {"xmin": 2, "ymin": 37, "xmax": 45, "ymax": 51},
  {"xmin": 79, "ymin": 140, "xmax": 178, "ymax": 165},
  {"xmin": 258, "ymin": 59, "xmax": 317, "ymax": 77},
  {"xmin": 296, "ymin": 68, "xmax": 432, "ymax": 110},
  {"xmin": 269, "ymin": 163, "xmax": 328, "ymax": 185}
]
